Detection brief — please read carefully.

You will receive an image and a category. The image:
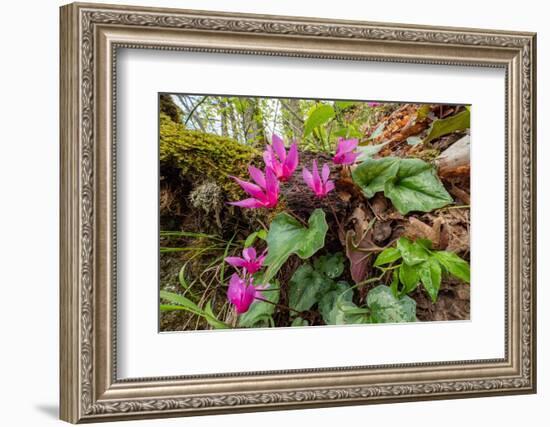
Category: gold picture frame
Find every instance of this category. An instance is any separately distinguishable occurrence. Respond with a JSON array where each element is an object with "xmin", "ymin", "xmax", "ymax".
[{"xmin": 60, "ymin": 2, "xmax": 536, "ymax": 423}]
